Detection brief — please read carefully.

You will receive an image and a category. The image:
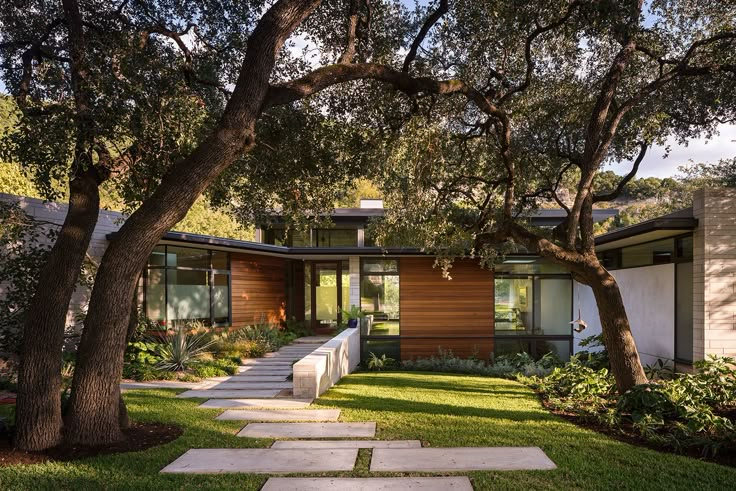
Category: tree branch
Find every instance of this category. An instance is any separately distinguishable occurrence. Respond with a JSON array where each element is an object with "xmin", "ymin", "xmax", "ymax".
[
  {"xmin": 402, "ymin": 0, "xmax": 448, "ymax": 72},
  {"xmin": 593, "ymin": 142, "xmax": 647, "ymax": 203},
  {"xmin": 499, "ymin": 0, "xmax": 582, "ymax": 104},
  {"xmin": 338, "ymin": 0, "xmax": 362, "ymax": 64}
]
